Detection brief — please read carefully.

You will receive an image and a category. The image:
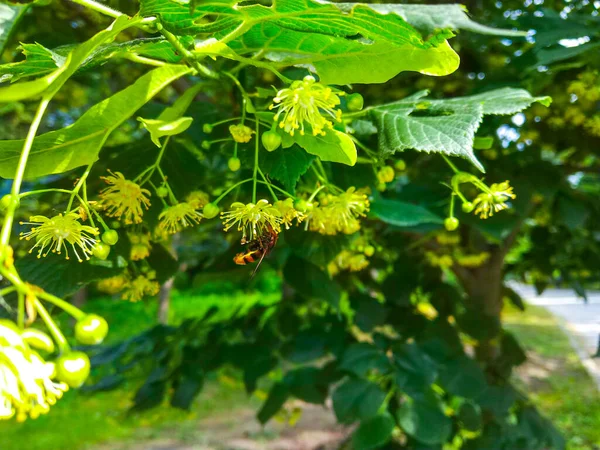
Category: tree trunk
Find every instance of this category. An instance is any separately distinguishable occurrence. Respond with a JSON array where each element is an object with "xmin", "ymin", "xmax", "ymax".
[
  {"xmin": 454, "ymin": 248, "xmax": 505, "ymax": 364},
  {"xmin": 157, "ymin": 278, "xmax": 174, "ymax": 324}
]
